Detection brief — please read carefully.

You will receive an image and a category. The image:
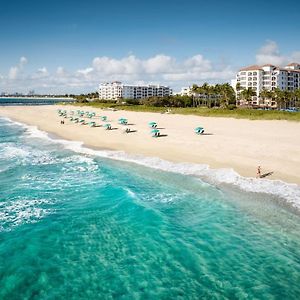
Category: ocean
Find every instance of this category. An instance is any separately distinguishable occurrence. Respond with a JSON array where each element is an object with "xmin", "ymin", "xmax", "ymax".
[
  {"xmin": 0, "ymin": 98, "xmax": 74, "ymax": 106},
  {"xmin": 1, "ymin": 116, "xmax": 300, "ymax": 299}
]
